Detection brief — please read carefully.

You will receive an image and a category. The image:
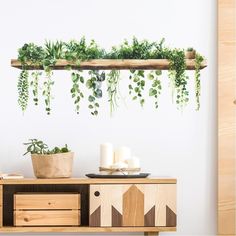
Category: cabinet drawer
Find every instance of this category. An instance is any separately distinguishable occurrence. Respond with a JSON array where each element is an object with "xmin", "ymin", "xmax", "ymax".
[
  {"xmin": 14, "ymin": 193, "xmax": 80, "ymax": 210},
  {"xmin": 89, "ymin": 184, "xmax": 176, "ymax": 227},
  {"xmin": 14, "ymin": 210, "xmax": 80, "ymax": 226}
]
